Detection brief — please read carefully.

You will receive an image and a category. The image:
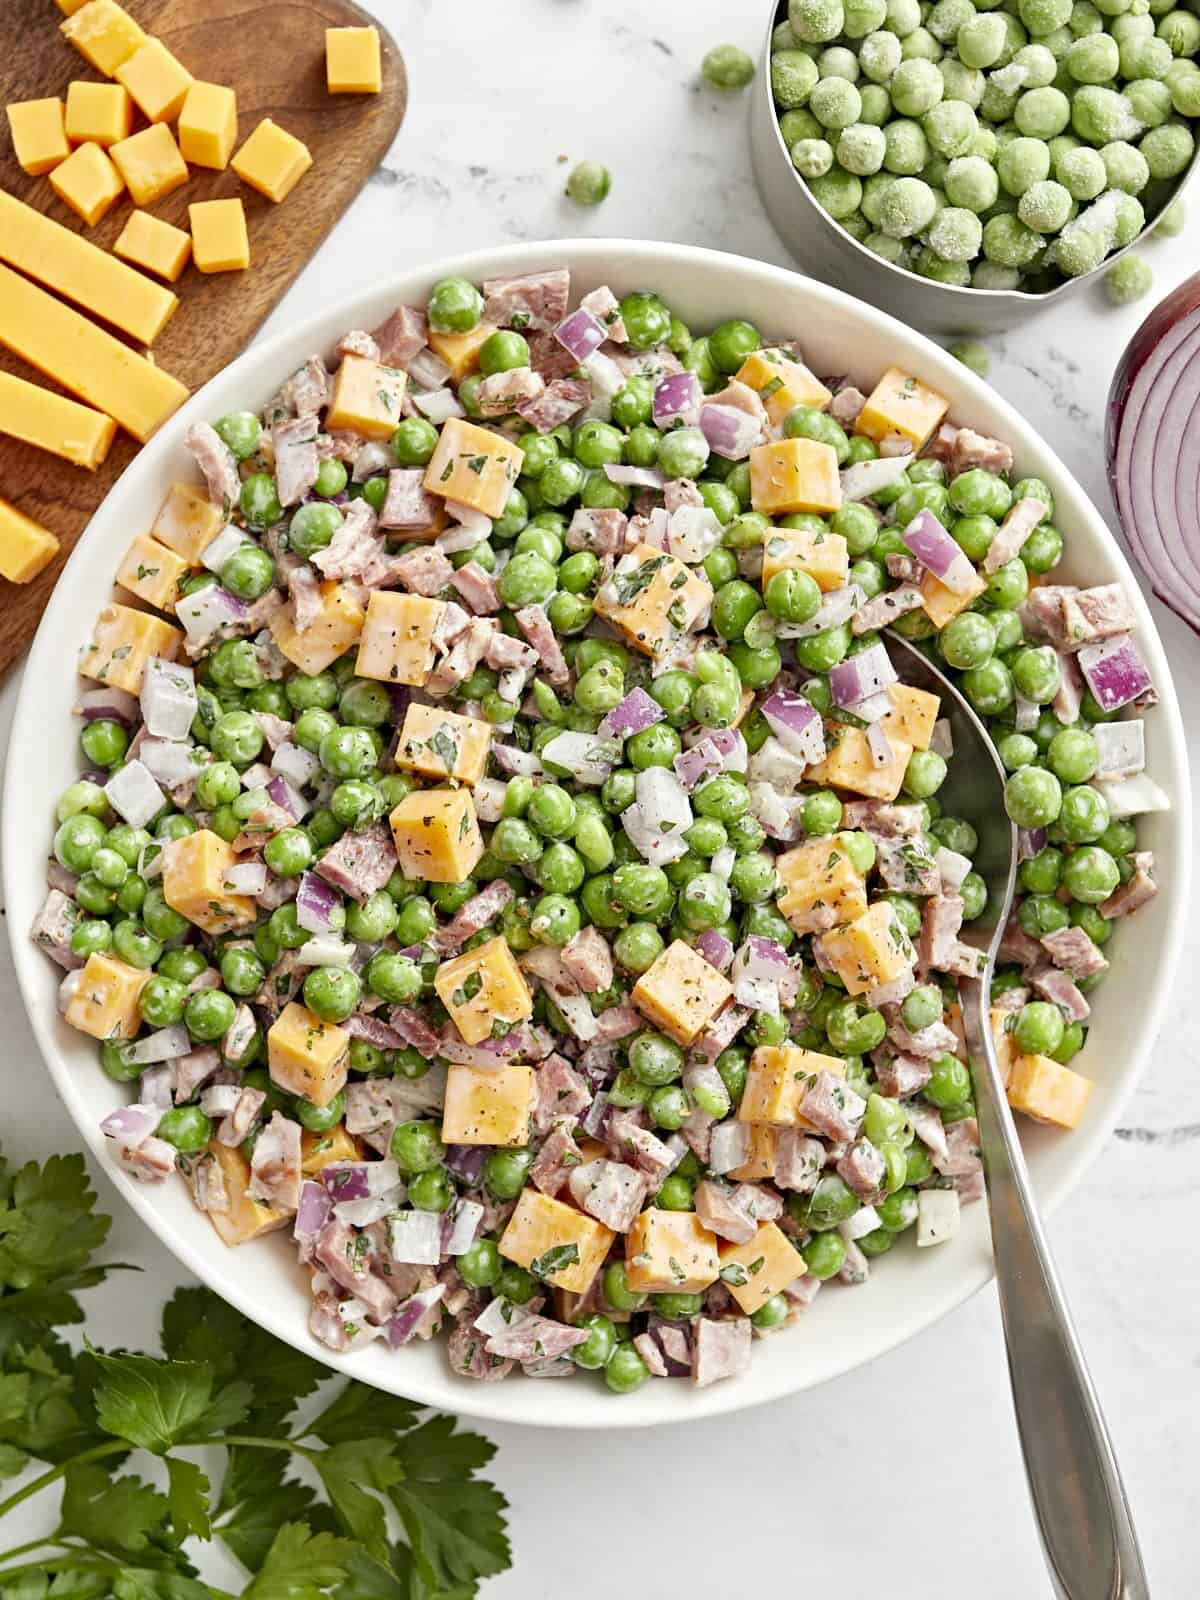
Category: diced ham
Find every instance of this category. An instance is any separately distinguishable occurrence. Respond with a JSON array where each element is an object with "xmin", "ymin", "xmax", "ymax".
[
  {"xmin": 983, "ymin": 497, "xmax": 1044, "ymax": 574},
  {"xmin": 580, "ymin": 285, "xmax": 627, "ymax": 342},
  {"xmin": 836, "ymin": 1138, "xmax": 888, "ymax": 1202},
  {"xmin": 484, "ymin": 630, "xmax": 538, "ymax": 672},
  {"xmin": 282, "ymin": 356, "xmax": 331, "ymax": 418},
  {"xmin": 448, "ymin": 1321, "xmax": 514, "ymax": 1382},
  {"xmin": 188, "ymin": 1150, "xmax": 229, "ymax": 1214},
  {"xmin": 314, "ymin": 822, "xmax": 398, "ymax": 903},
  {"xmin": 484, "ymin": 1312, "xmax": 588, "ymax": 1363},
  {"xmin": 216, "ymin": 1086, "xmax": 266, "ymax": 1147},
  {"xmin": 799, "ymin": 1071, "xmax": 866, "ymax": 1142},
  {"xmin": 284, "ymin": 561, "xmax": 323, "ymax": 633},
  {"xmin": 567, "ymin": 507, "xmax": 627, "ymax": 558},
  {"xmin": 346, "ymin": 1013, "xmax": 408, "ymax": 1051},
  {"xmin": 533, "ymin": 1054, "xmax": 592, "ymax": 1136},
  {"xmin": 450, "ymin": 561, "xmax": 501, "ymax": 615},
  {"xmin": 773, "ymin": 1130, "xmax": 826, "ymax": 1192},
  {"xmin": 885, "ymin": 1014, "xmax": 959, "ymax": 1059},
  {"xmin": 392, "ymin": 545, "xmax": 454, "ymax": 597},
  {"xmin": 426, "ymin": 616, "xmax": 497, "ymax": 697},
  {"xmin": 568, "ymin": 1158, "xmax": 647, "ymax": 1231},
  {"xmin": 634, "ymin": 1332, "xmax": 669, "ymax": 1378},
  {"xmin": 998, "ymin": 914, "xmax": 1044, "ymax": 968},
  {"xmin": 918, "ymin": 892, "xmax": 965, "ymax": 976},
  {"xmin": 319, "ymin": 429, "xmax": 362, "ymax": 463},
  {"xmin": 30, "ymin": 888, "xmax": 81, "ymax": 970},
  {"xmin": 838, "ymin": 1238, "xmax": 871, "ymax": 1286},
  {"xmin": 694, "ymin": 1179, "xmax": 757, "ymax": 1243},
  {"xmin": 886, "ymin": 553, "xmax": 922, "ymax": 584},
  {"xmin": 874, "ymin": 1052, "xmax": 931, "ymax": 1097},
  {"xmin": 688, "ymin": 1004, "xmax": 752, "ymax": 1066},
  {"xmin": 908, "ymin": 1102, "xmax": 949, "ymax": 1163},
  {"xmin": 851, "ymin": 583, "xmax": 924, "ymax": 634},
  {"xmin": 482, "ymin": 269, "xmax": 571, "ymax": 333},
  {"xmin": 372, "ymin": 304, "xmax": 428, "ymax": 367},
  {"xmin": 1100, "ymin": 851, "xmax": 1156, "ymax": 919},
  {"xmin": 248, "ymin": 1111, "xmax": 302, "ymax": 1212},
  {"xmin": 875, "ymin": 833, "xmax": 941, "ymax": 895},
  {"xmin": 514, "ymin": 604, "xmax": 569, "ymax": 685},
  {"xmin": 1029, "ymin": 964, "xmax": 1090, "ymax": 1023},
  {"xmin": 829, "ymin": 385, "xmax": 867, "ymax": 426},
  {"xmin": 925, "ymin": 421, "xmax": 958, "ymax": 461},
  {"xmin": 174, "ymin": 1046, "xmax": 221, "ymax": 1103},
  {"xmin": 115, "ymin": 1135, "xmax": 177, "ymax": 1183},
  {"xmin": 272, "ymin": 416, "xmax": 320, "ymax": 508},
  {"xmin": 950, "ymin": 427, "xmax": 1013, "ymax": 476},
  {"xmin": 561, "ymin": 926, "xmax": 614, "ymax": 995},
  {"xmin": 379, "ymin": 467, "xmax": 439, "ymax": 530},
  {"xmin": 663, "ymin": 477, "xmax": 703, "ymax": 514},
  {"xmin": 336, "ymin": 328, "xmax": 381, "ymax": 363},
  {"xmin": 1060, "ymin": 584, "xmax": 1137, "ymax": 647},
  {"xmin": 390, "ymin": 1007, "xmax": 442, "ymax": 1059},
  {"xmin": 477, "ymin": 367, "xmax": 545, "ymax": 417},
  {"xmin": 256, "ymin": 952, "xmax": 304, "ymax": 1018},
  {"xmin": 1053, "ymin": 649, "xmax": 1084, "ymax": 724},
  {"xmin": 530, "ymin": 1124, "xmax": 583, "ymax": 1197},
  {"xmin": 432, "ymin": 880, "xmax": 513, "ymax": 956},
  {"xmin": 1040, "ymin": 924, "xmax": 1109, "ymax": 979},
  {"xmin": 591, "ymin": 1000, "xmax": 642, "ymax": 1043},
  {"xmin": 516, "ymin": 375, "xmax": 592, "ymax": 431},
  {"xmin": 312, "ymin": 500, "xmax": 382, "ymax": 580},
  {"xmin": 185, "ymin": 421, "xmax": 240, "ymax": 516},
  {"xmin": 691, "ymin": 1317, "xmax": 752, "ymax": 1387},
  {"xmin": 932, "ymin": 1116, "xmax": 982, "ymax": 1179},
  {"xmin": 606, "ymin": 1109, "xmax": 677, "ymax": 1182}
]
